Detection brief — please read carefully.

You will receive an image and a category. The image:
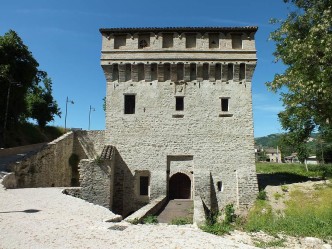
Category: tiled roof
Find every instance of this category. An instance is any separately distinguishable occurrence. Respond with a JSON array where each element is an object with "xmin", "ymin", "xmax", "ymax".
[{"xmin": 99, "ymin": 26, "xmax": 258, "ymax": 34}]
